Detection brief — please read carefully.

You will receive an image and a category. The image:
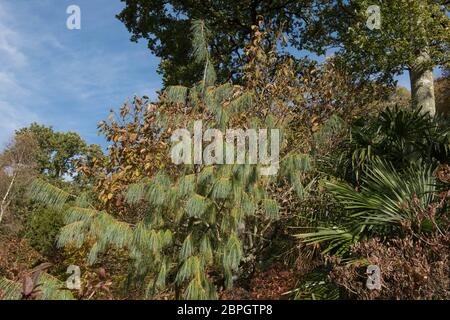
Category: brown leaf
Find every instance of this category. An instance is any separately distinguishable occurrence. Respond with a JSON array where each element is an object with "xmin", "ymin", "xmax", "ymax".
[{"xmin": 22, "ymin": 276, "xmax": 34, "ymax": 296}]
